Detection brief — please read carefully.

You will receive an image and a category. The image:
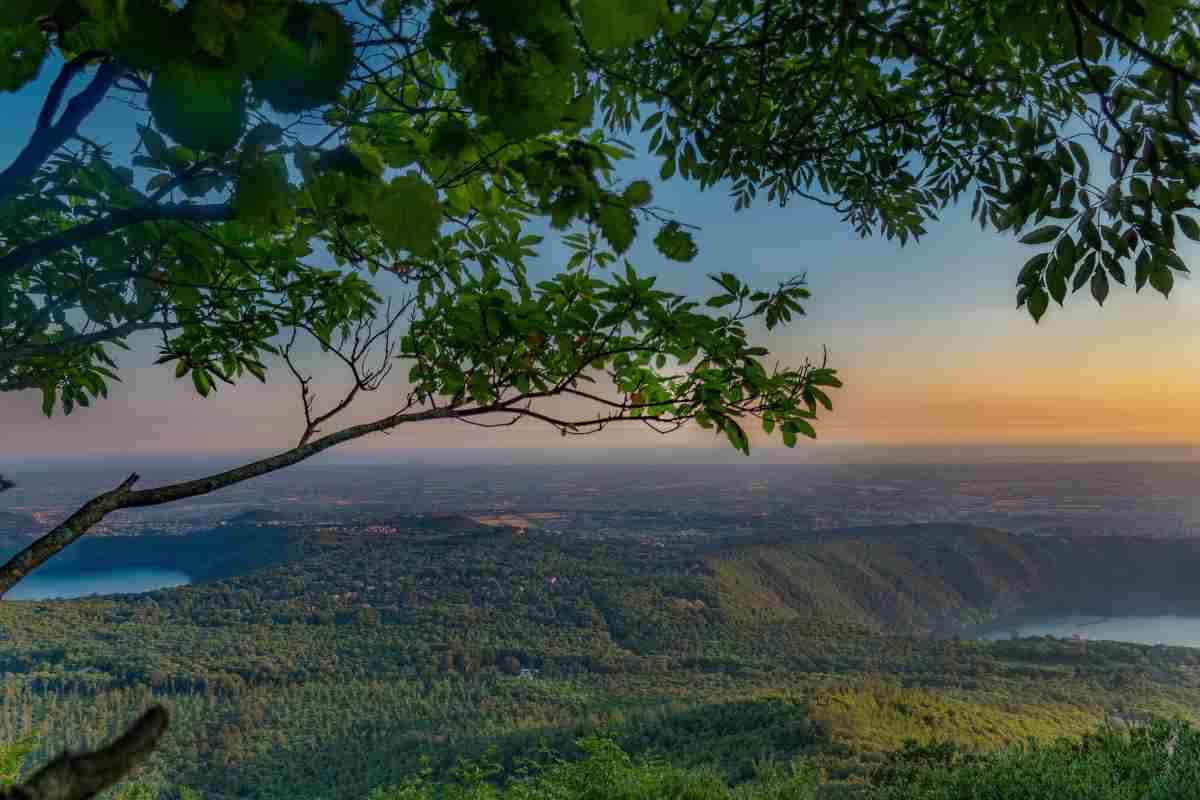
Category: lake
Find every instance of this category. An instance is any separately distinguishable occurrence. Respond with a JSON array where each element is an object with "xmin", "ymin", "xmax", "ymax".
[
  {"xmin": 5, "ymin": 567, "xmax": 192, "ymax": 601},
  {"xmin": 979, "ymin": 613, "xmax": 1200, "ymax": 648}
]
